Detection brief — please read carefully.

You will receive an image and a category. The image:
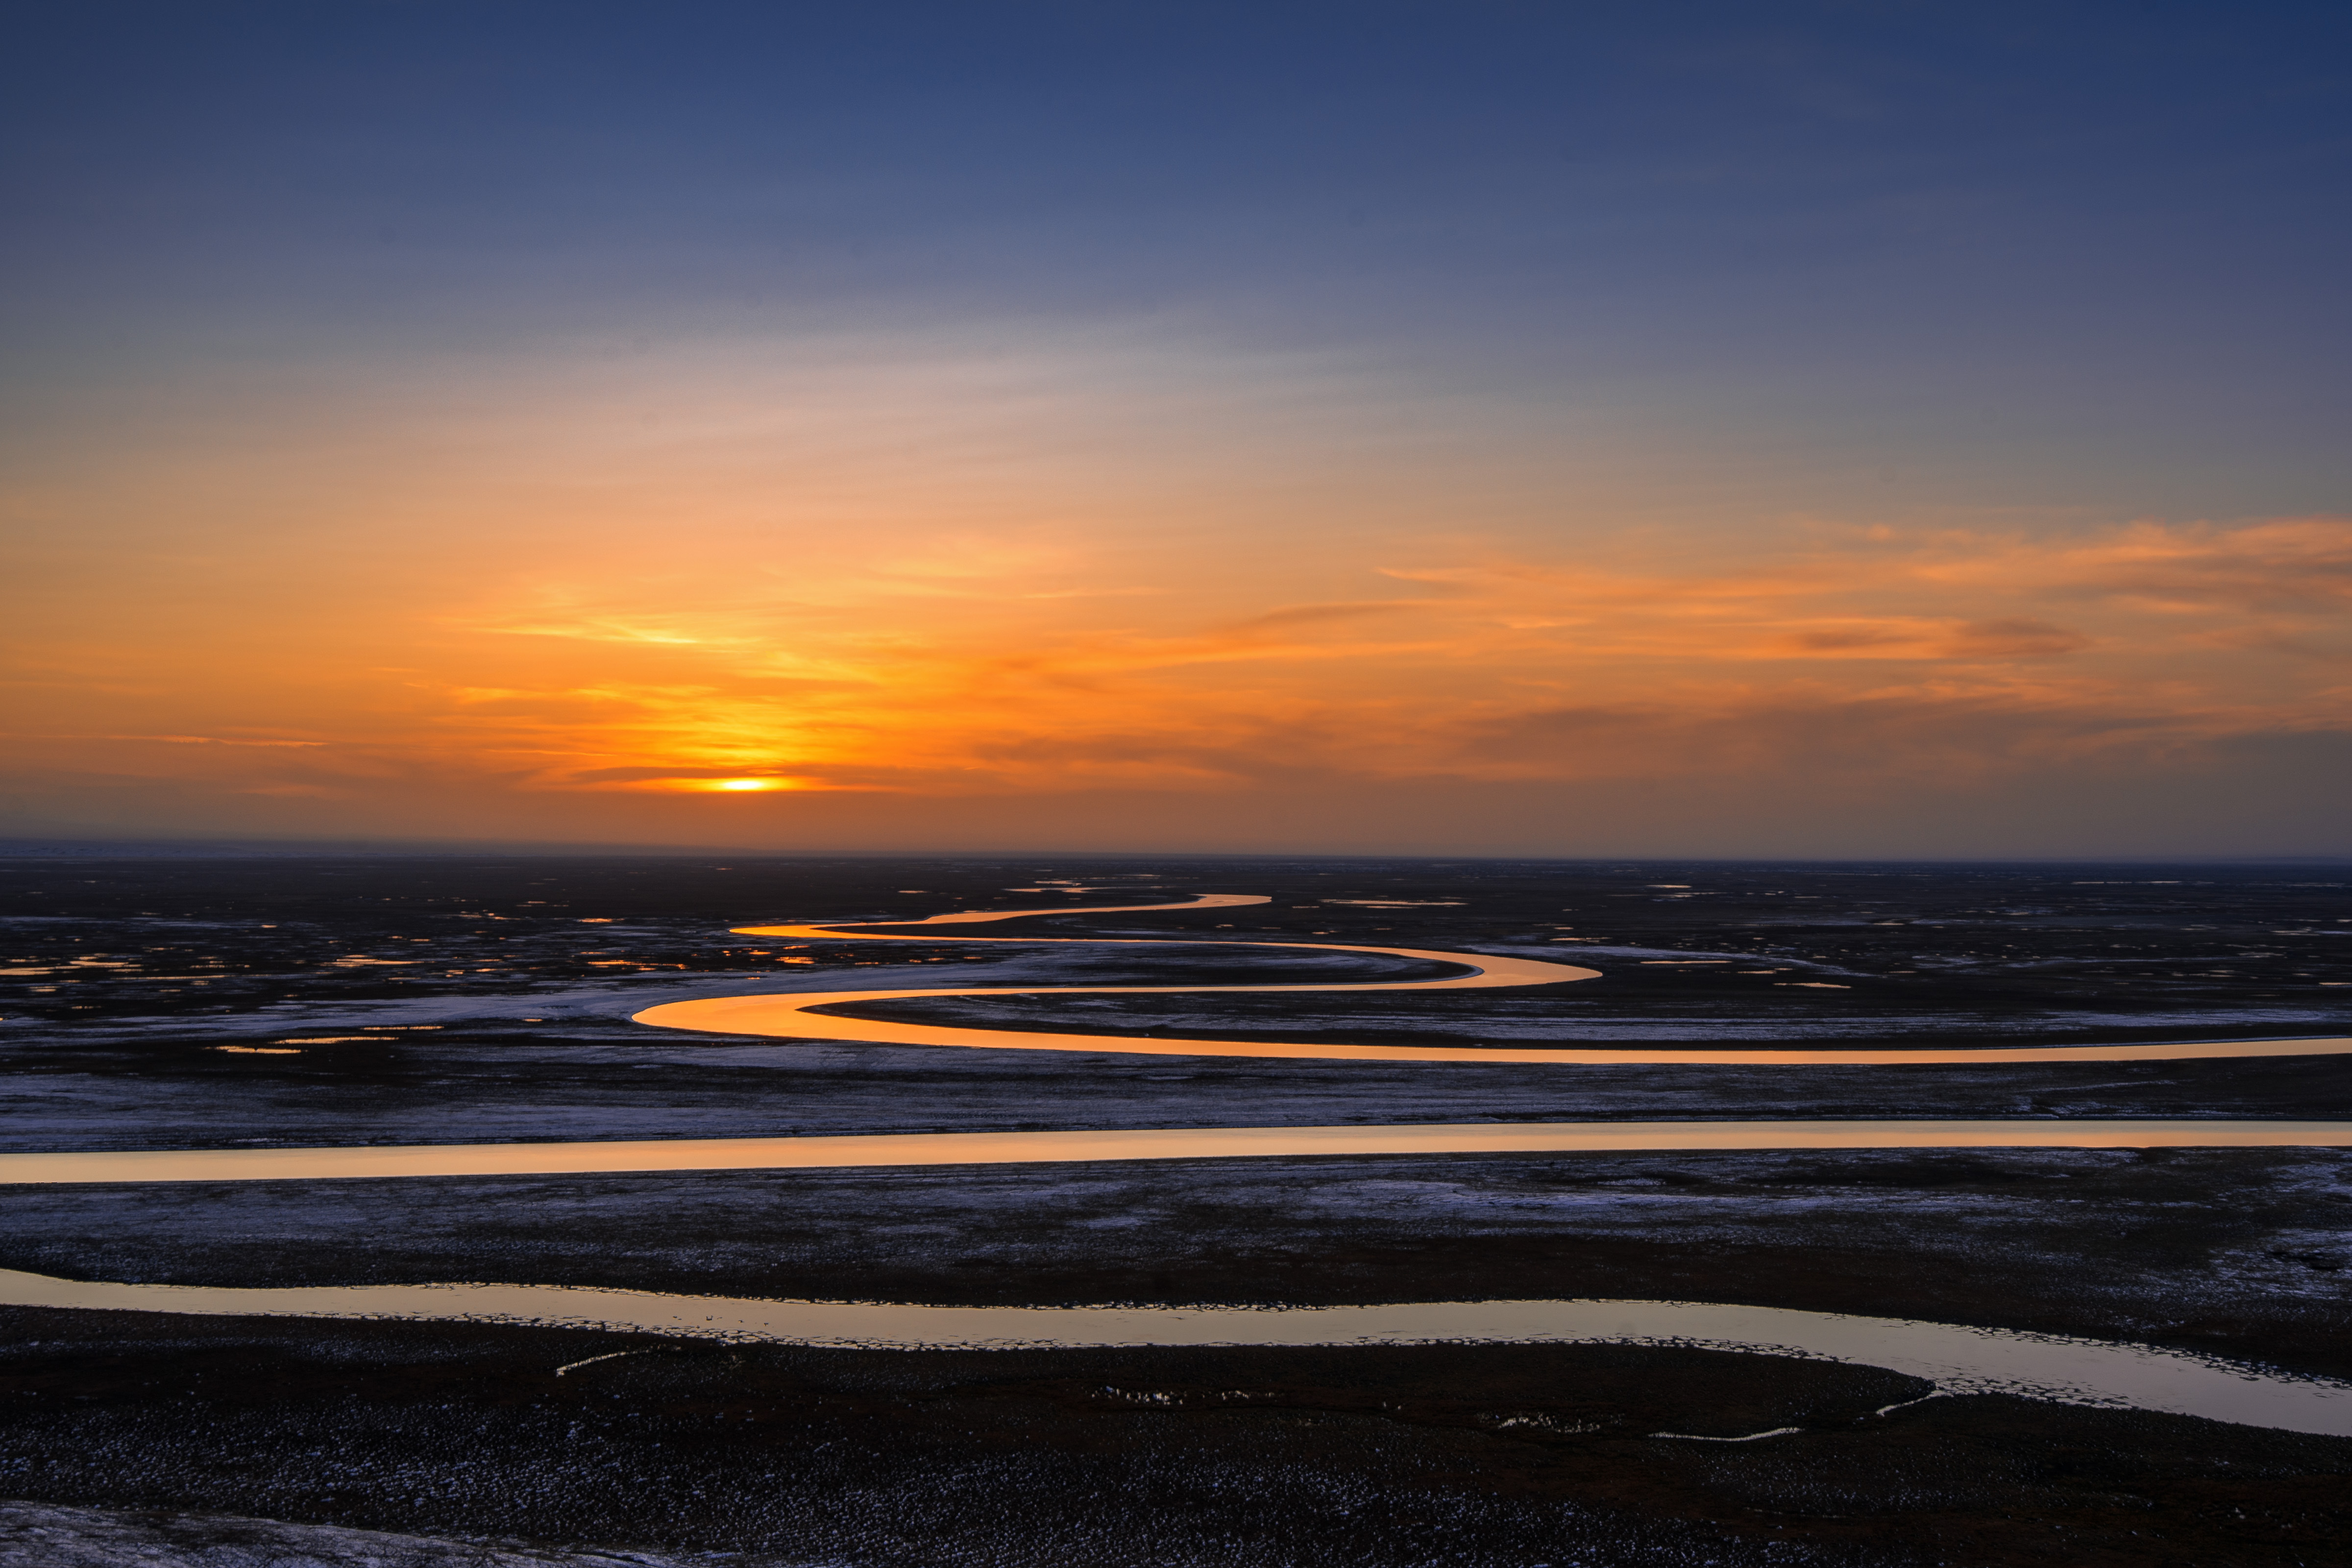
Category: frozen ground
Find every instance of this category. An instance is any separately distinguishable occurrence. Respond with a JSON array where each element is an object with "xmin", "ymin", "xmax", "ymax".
[{"xmin": 0, "ymin": 1499, "xmax": 810, "ymax": 1568}]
